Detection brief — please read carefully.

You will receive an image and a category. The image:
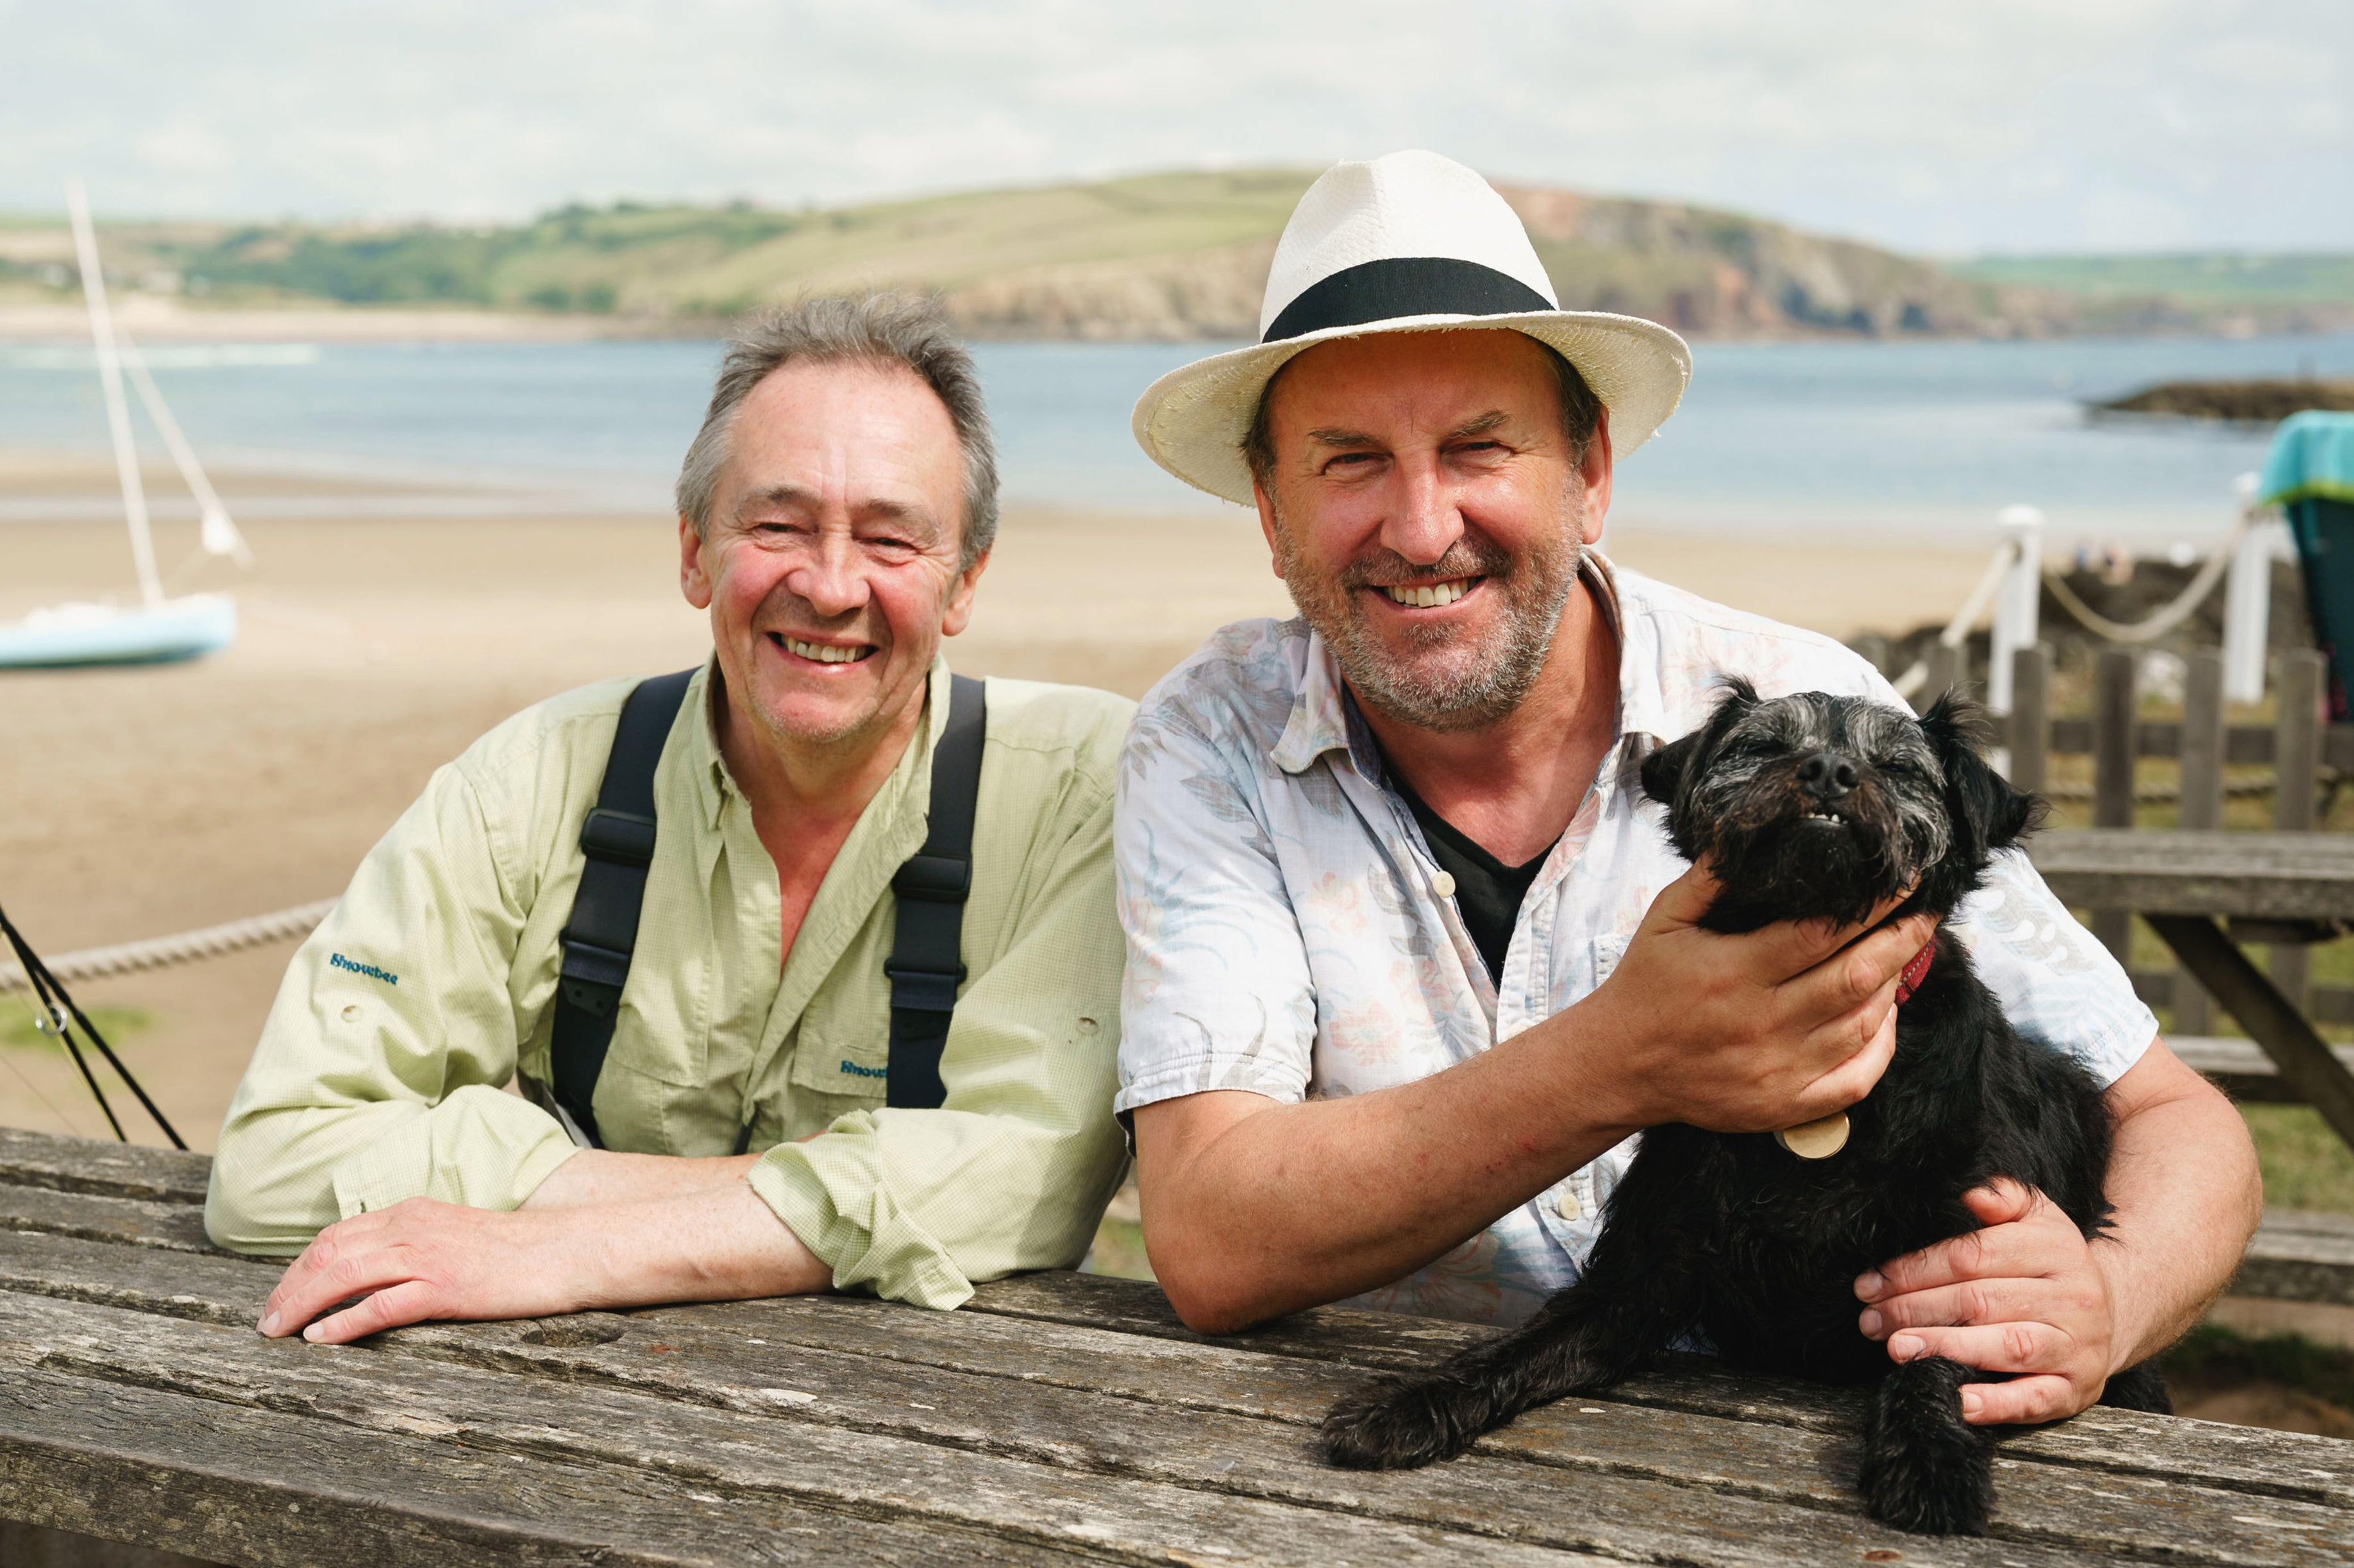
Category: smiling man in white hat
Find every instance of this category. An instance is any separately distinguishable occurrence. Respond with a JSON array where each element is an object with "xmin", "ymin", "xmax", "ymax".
[{"xmin": 1115, "ymin": 151, "xmax": 2257, "ymax": 1429}]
